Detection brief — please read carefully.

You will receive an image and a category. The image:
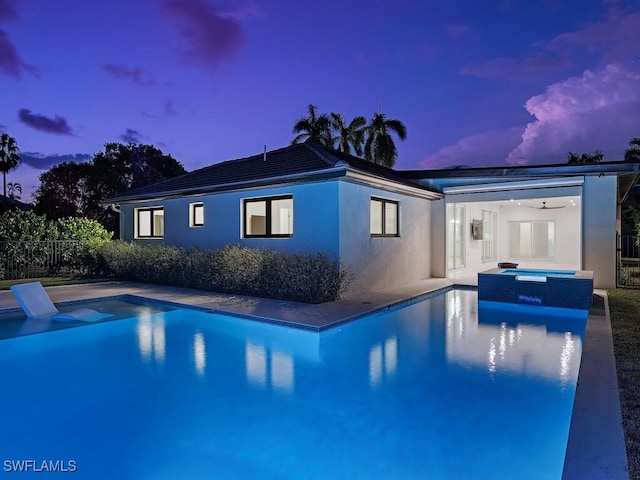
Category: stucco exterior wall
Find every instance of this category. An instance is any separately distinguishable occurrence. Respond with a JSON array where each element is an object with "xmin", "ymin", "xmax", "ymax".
[
  {"xmin": 120, "ymin": 181, "xmax": 340, "ymax": 256},
  {"xmin": 119, "ymin": 179, "xmax": 434, "ymax": 296},
  {"xmin": 582, "ymin": 175, "xmax": 617, "ymax": 288},
  {"xmin": 338, "ymin": 181, "xmax": 432, "ymax": 295},
  {"xmin": 497, "ymin": 202, "xmax": 581, "ymax": 269}
]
